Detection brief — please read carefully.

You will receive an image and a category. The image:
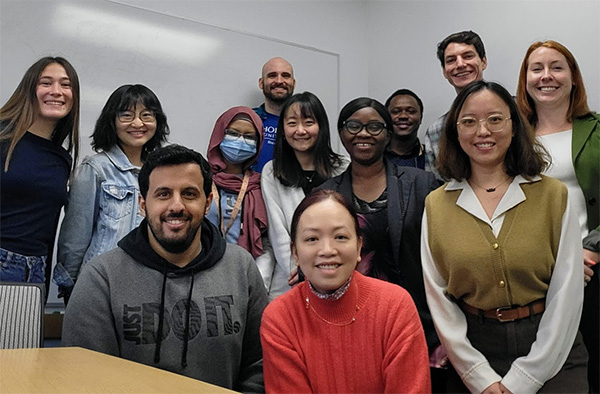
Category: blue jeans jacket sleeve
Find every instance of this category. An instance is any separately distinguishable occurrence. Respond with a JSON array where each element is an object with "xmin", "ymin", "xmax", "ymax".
[{"xmin": 57, "ymin": 161, "xmax": 100, "ymax": 284}]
